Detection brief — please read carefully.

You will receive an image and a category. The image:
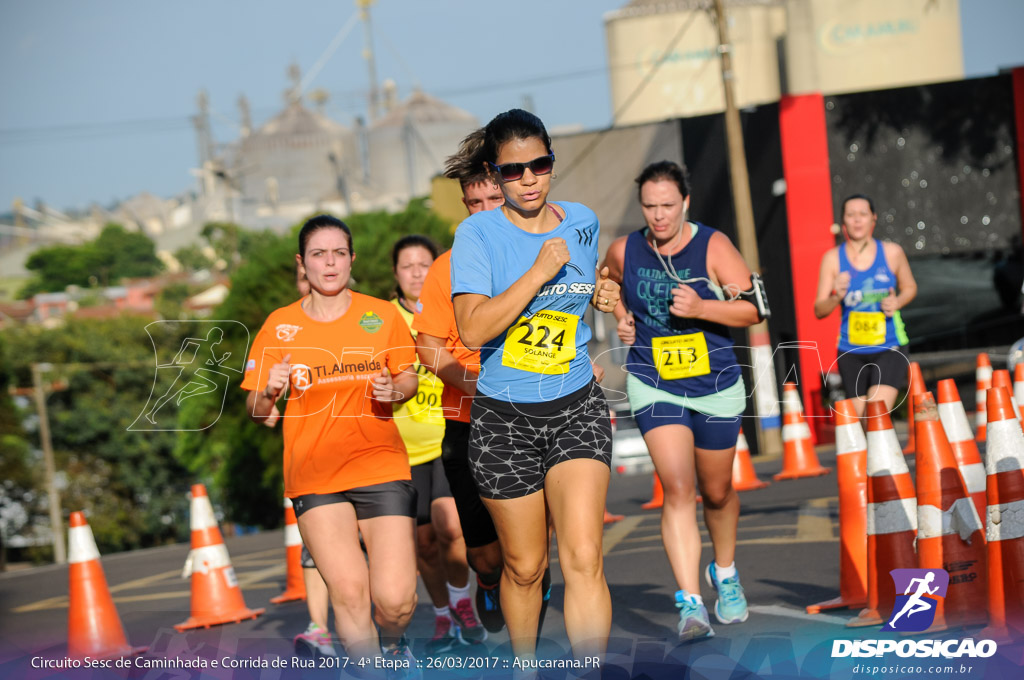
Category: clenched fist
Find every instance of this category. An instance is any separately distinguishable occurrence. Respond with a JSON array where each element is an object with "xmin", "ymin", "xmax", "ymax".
[
  {"xmin": 263, "ymin": 353, "xmax": 292, "ymax": 401},
  {"xmin": 617, "ymin": 312, "xmax": 636, "ymax": 345},
  {"xmin": 881, "ymin": 287, "xmax": 899, "ymax": 317},
  {"xmin": 371, "ymin": 368, "xmax": 403, "ymax": 403},
  {"xmin": 592, "ymin": 266, "xmax": 620, "ymax": 312},
  {"xmin": 833, "ymin": 271, "xmax": 851, "ymax": 299},
  {"xmin": 669, "ymin": 284, "xmax": 704, "ymax": 319},
  {"xmin": 532, "ymin": 237, "xmax": 571, "ymax": 281}
]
